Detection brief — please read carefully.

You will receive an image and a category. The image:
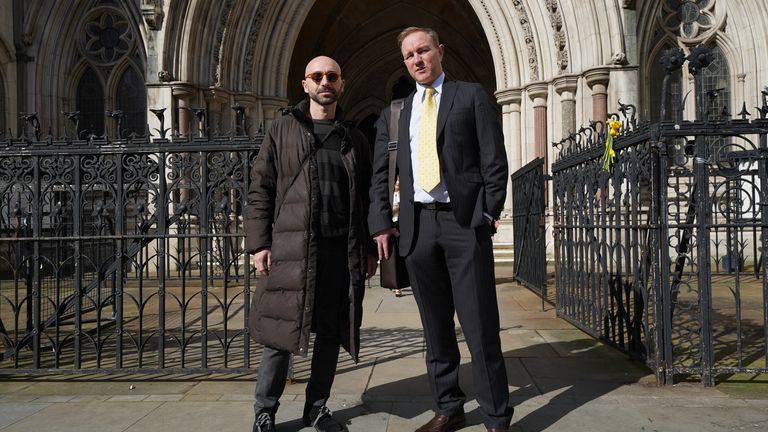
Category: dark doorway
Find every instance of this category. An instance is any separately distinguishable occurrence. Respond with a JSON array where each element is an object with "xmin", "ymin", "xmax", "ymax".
[{"xmin": 287, "ymin": 0, "xmax": 497, "ymax": 125}]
